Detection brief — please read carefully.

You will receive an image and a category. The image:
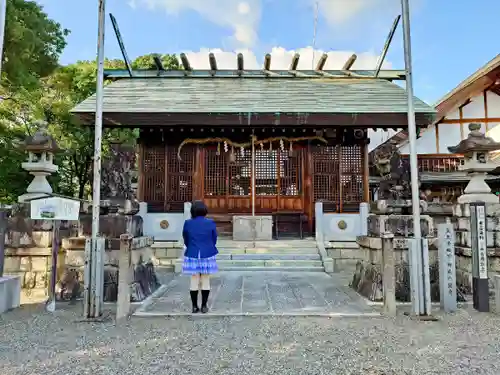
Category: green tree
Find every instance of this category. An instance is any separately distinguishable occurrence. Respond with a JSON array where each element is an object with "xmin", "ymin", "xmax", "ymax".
[
  {"xmin": 3, "ymin": 0, "xmax": 69, "ymax": 90},
  {"xmin": 41, "ymin": 55, "xmax": 180, "ymax": 199}
]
